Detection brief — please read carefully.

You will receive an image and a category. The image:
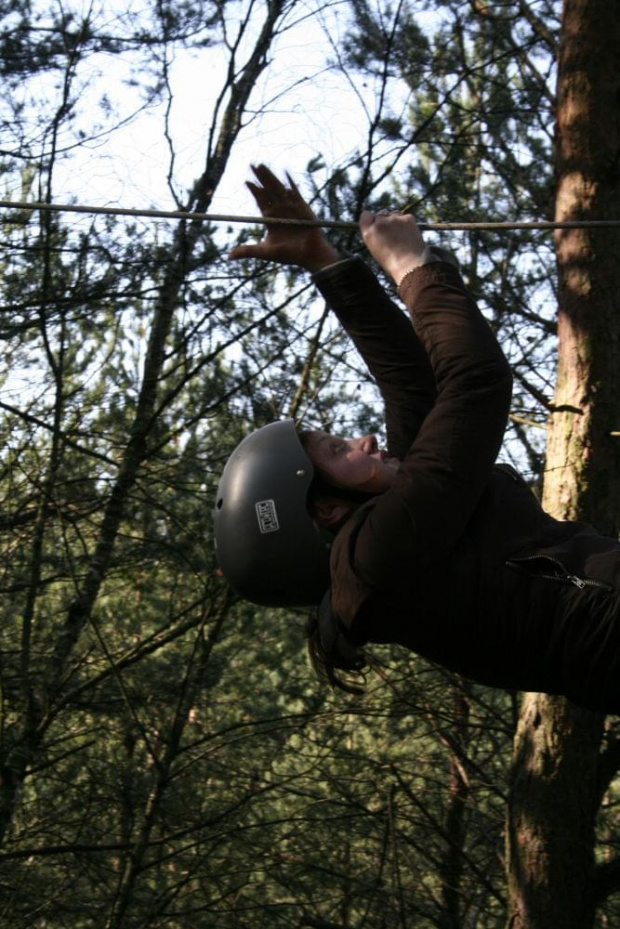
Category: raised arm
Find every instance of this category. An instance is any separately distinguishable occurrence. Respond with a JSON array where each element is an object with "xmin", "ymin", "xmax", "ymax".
[
  {"xmin": 346, "ymin": 211, "xmax": 513, "ymax": 576},
  {"xmin": 311, "ymin": 258, "xmax": 436, "ymax": 458},
  {"xmin": 228, "ymin": 166, "xmax": 436, "ymax": 455}
]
